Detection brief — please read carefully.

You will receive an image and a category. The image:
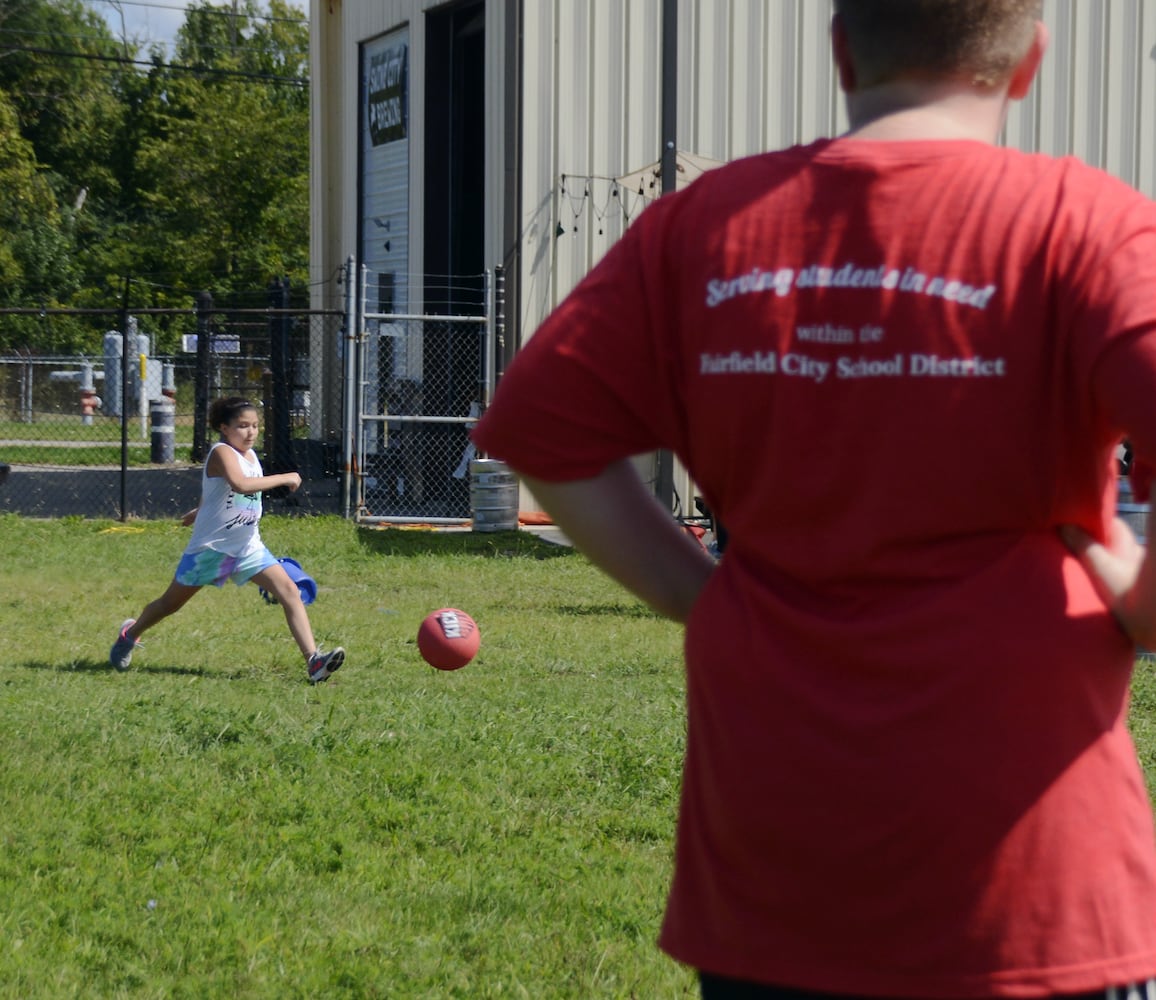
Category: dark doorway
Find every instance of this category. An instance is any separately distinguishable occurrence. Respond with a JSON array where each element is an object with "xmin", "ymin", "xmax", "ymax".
[
  {"xmin": 424, "ymin": 0, "xmax": 486, "ymax": 514},
  {"xmin": 426, "ymin": 1, "xmax": 486, "ymax": 310}
]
